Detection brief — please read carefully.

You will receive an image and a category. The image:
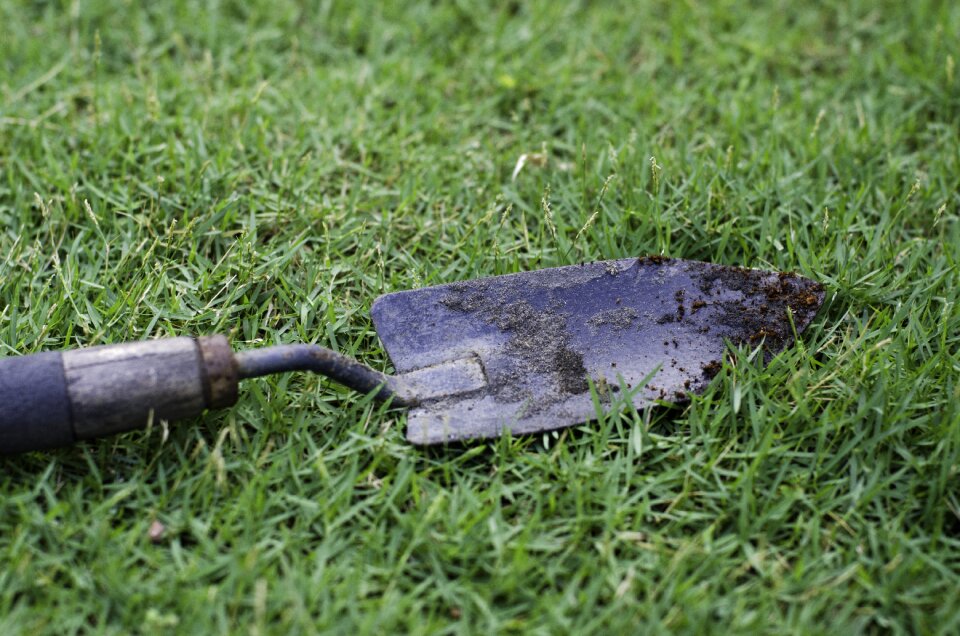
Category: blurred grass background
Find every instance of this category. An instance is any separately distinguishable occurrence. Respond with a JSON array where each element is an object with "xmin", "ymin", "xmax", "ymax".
[{"xmin": 1, "ymin": 0, "xmax": 958, "ymax": 632}]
